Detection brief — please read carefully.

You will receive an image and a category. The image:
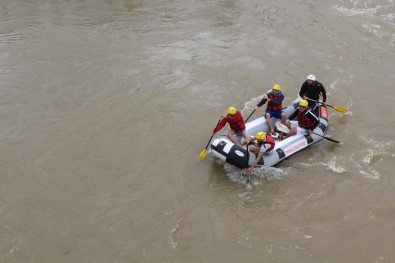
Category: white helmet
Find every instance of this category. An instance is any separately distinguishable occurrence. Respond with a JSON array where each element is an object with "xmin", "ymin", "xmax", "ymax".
[{"xmin": 307, "ymin": 74, "xmax": 316, "ymax": 81}]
